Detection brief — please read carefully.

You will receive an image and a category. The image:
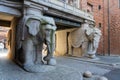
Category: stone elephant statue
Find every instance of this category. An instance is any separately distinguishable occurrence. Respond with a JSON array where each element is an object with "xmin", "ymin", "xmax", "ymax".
[
  {"xmin": 68, "ymin": 22, "xmax": 101, "ymax": 58},
  {"xmin": 68, "ymin": 22, "xmax": 89, "ymax": 56},
  {"xmin": 15, "ymin": 15, "xmax": 57, "ymax": 72},
  {"xmin": 86, "ymin": 25, "xmax": 101, "ymax": 58}
]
